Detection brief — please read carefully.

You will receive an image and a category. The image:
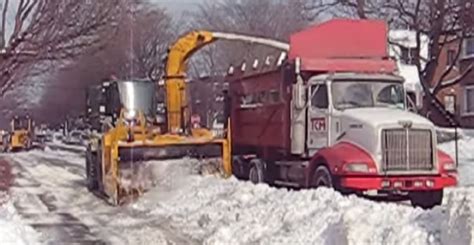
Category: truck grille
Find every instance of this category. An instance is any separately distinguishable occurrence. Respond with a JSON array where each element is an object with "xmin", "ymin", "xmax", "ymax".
[{"xmin": 381, "ymin": 129, "xmax": 434, "ymax": 172}]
